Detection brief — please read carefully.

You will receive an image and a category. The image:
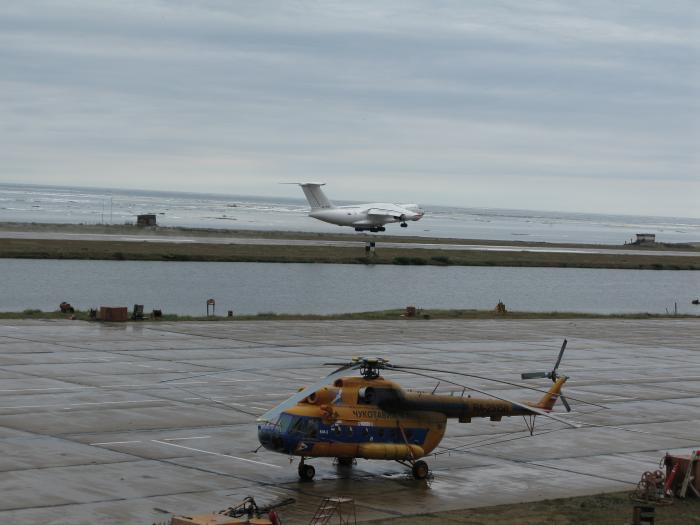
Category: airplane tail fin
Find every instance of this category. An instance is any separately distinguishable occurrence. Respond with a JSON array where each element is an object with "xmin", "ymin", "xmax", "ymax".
[
  {"xmin": 294, "ymin": 183, "xmax": 333, "ymax": 210},
  {"xmin": 531, "ymin": 377, "xmax": 568, "ymax": 411}
]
